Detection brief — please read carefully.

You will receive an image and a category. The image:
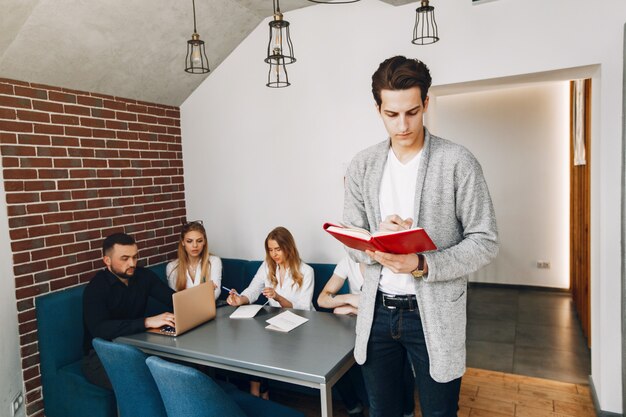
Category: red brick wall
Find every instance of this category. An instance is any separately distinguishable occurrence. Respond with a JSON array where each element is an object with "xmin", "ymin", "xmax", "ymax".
[{"xmin": 0, "ymin": 78, "xmax": 186, "ymax": 416}]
